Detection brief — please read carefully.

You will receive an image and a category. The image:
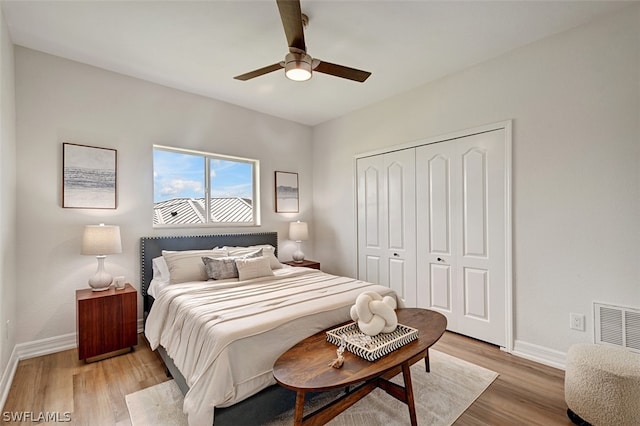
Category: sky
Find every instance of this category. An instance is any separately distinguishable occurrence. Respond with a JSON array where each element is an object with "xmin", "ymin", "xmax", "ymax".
[{"xmin": 153, "ymin": 149, "xmax": 253, "ymax": 202}]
